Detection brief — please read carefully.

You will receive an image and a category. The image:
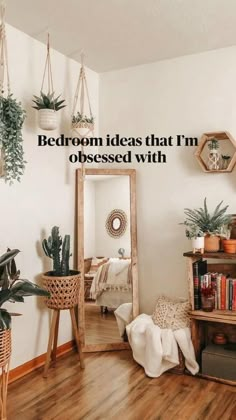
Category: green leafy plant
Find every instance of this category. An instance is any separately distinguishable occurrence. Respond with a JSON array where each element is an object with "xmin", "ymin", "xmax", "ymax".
[
  {"xmin": 182, "ymin": 198, "xmax": 232, "ymax": 236},
  {"xmin": 221, "ymin": 155, "xmax": 231, "ymax": 160},
  {"xmin": 72, "ymin": 111, "xmax": 94, "ymax": 125},
  {"xmin": 0, "ymin": 249, "xmax": 49, "ymax": 330},
  {"xmin": 208, "ymin": 138, "xmax": 219, "ymax": 150},
  {"xmin": 181, "ymin": 222, "xmax": 204, "ymax": 239},
  {"xmin": 32, "ymin": 92, "xmax": 66, "ymax": 111},
  {"xmin": 0, "ymin": 95, "xmax": 26, "ymax": 184},
  {"xmin": 42, "ymin": 226, "xmax": 72, "ymax": 276}
]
